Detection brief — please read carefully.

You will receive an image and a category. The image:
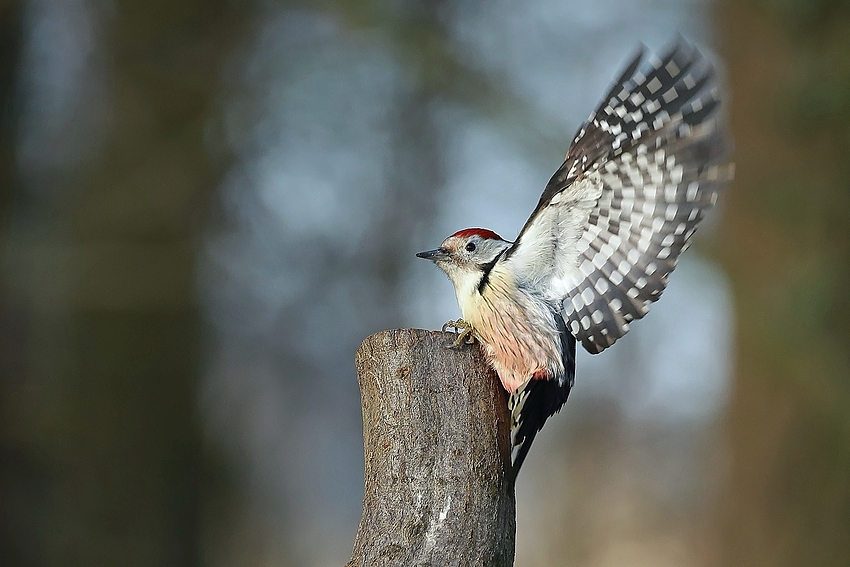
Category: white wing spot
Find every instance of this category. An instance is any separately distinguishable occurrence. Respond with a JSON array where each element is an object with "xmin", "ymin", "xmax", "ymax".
[
  {"xmin": 661, "ymin": 87, "xmax": 679, "ymax": 102},
  {"xmin": 592, "ymin": 251, "xmax": 608, "ymax": 269},
  {"xmin": 609, "ymin": 234, "xmax": 622, "ymax": 249},
  {"xmin": 665, "ymin": 60, "xmax": 680, "ymax": 75},
  {"xmin": 670, "ymin": 165, "xmax": 684, "ymax": 183},
  {"xmin": 571, "ymin": 295, "xmax": 585, "ymax": 311},
  {"xmin": 594, "ymin": 278, "xmax": 609, "ymax": 294},
  {"xmin": 644, "ymin": 185, "xmax": 657, "ymax": 200},
  {"xmin": 647, "ymin": 76, "xmax": 663, "ymax": 93}
]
